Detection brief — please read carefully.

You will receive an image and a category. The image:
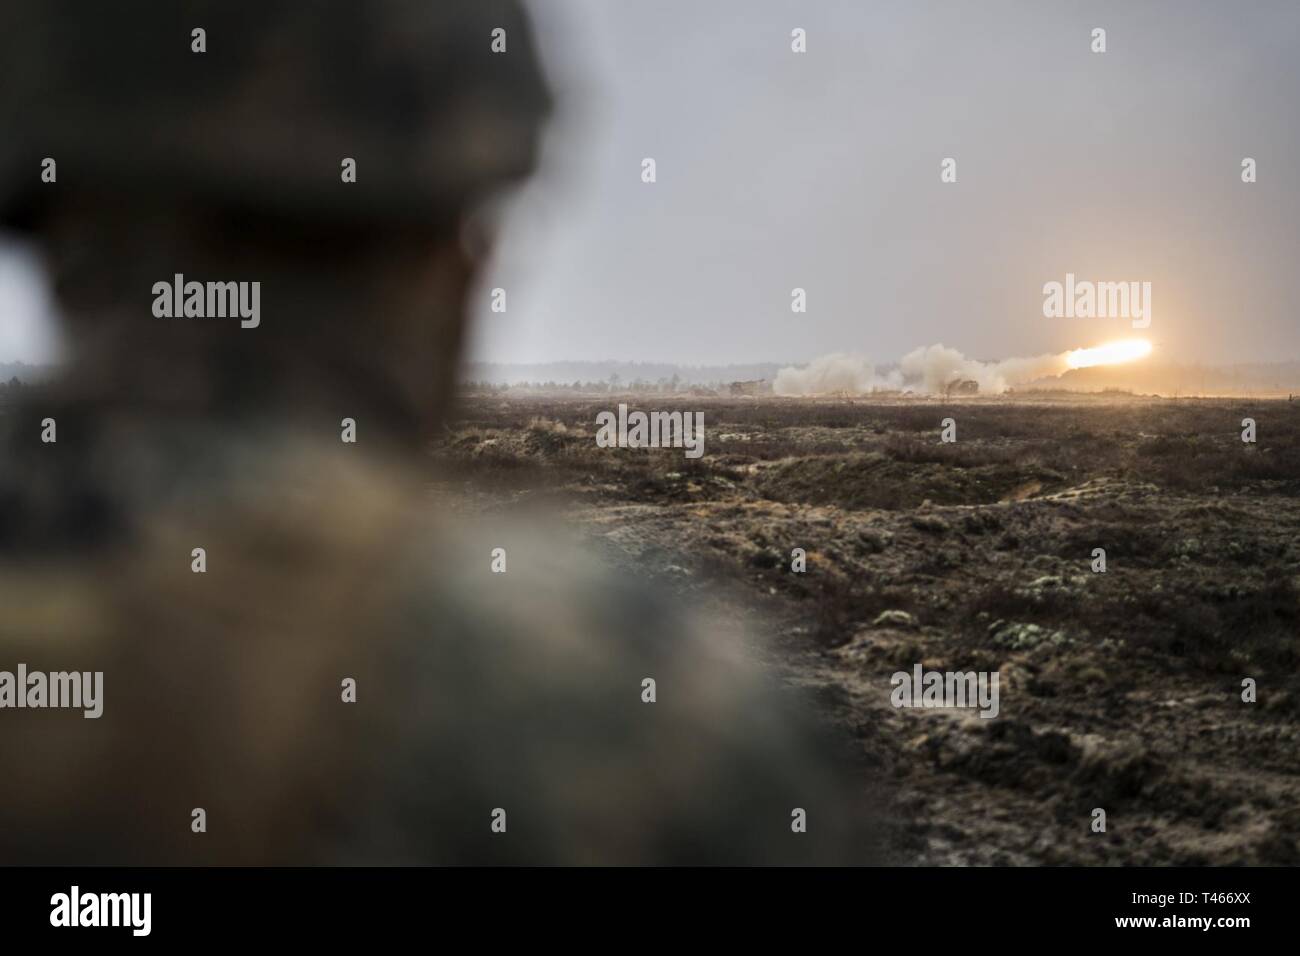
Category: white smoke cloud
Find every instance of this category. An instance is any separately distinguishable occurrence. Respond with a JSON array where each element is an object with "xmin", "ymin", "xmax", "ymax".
[
  {"xmin": 897, "ymin": 344, "xmax": 1070, "ymax": 395},
  {"xmin": 773, "ymin": 352, "xmax": 896, "ymax": 396},
  {"xmin": 775, "ymin": 344, "xmax": 1073, "ymax": 396}
]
